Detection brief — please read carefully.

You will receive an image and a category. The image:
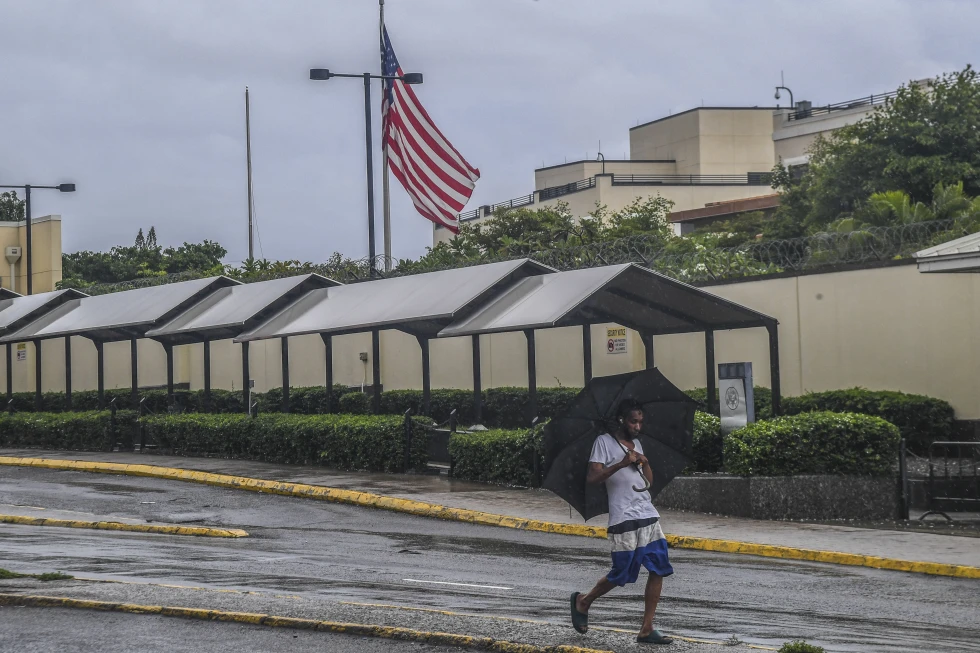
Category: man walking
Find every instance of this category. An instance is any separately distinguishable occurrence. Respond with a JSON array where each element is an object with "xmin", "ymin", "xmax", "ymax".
[{"xmin": 570, "ymin": 399, "xmax": 673, "ymax": 645}]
